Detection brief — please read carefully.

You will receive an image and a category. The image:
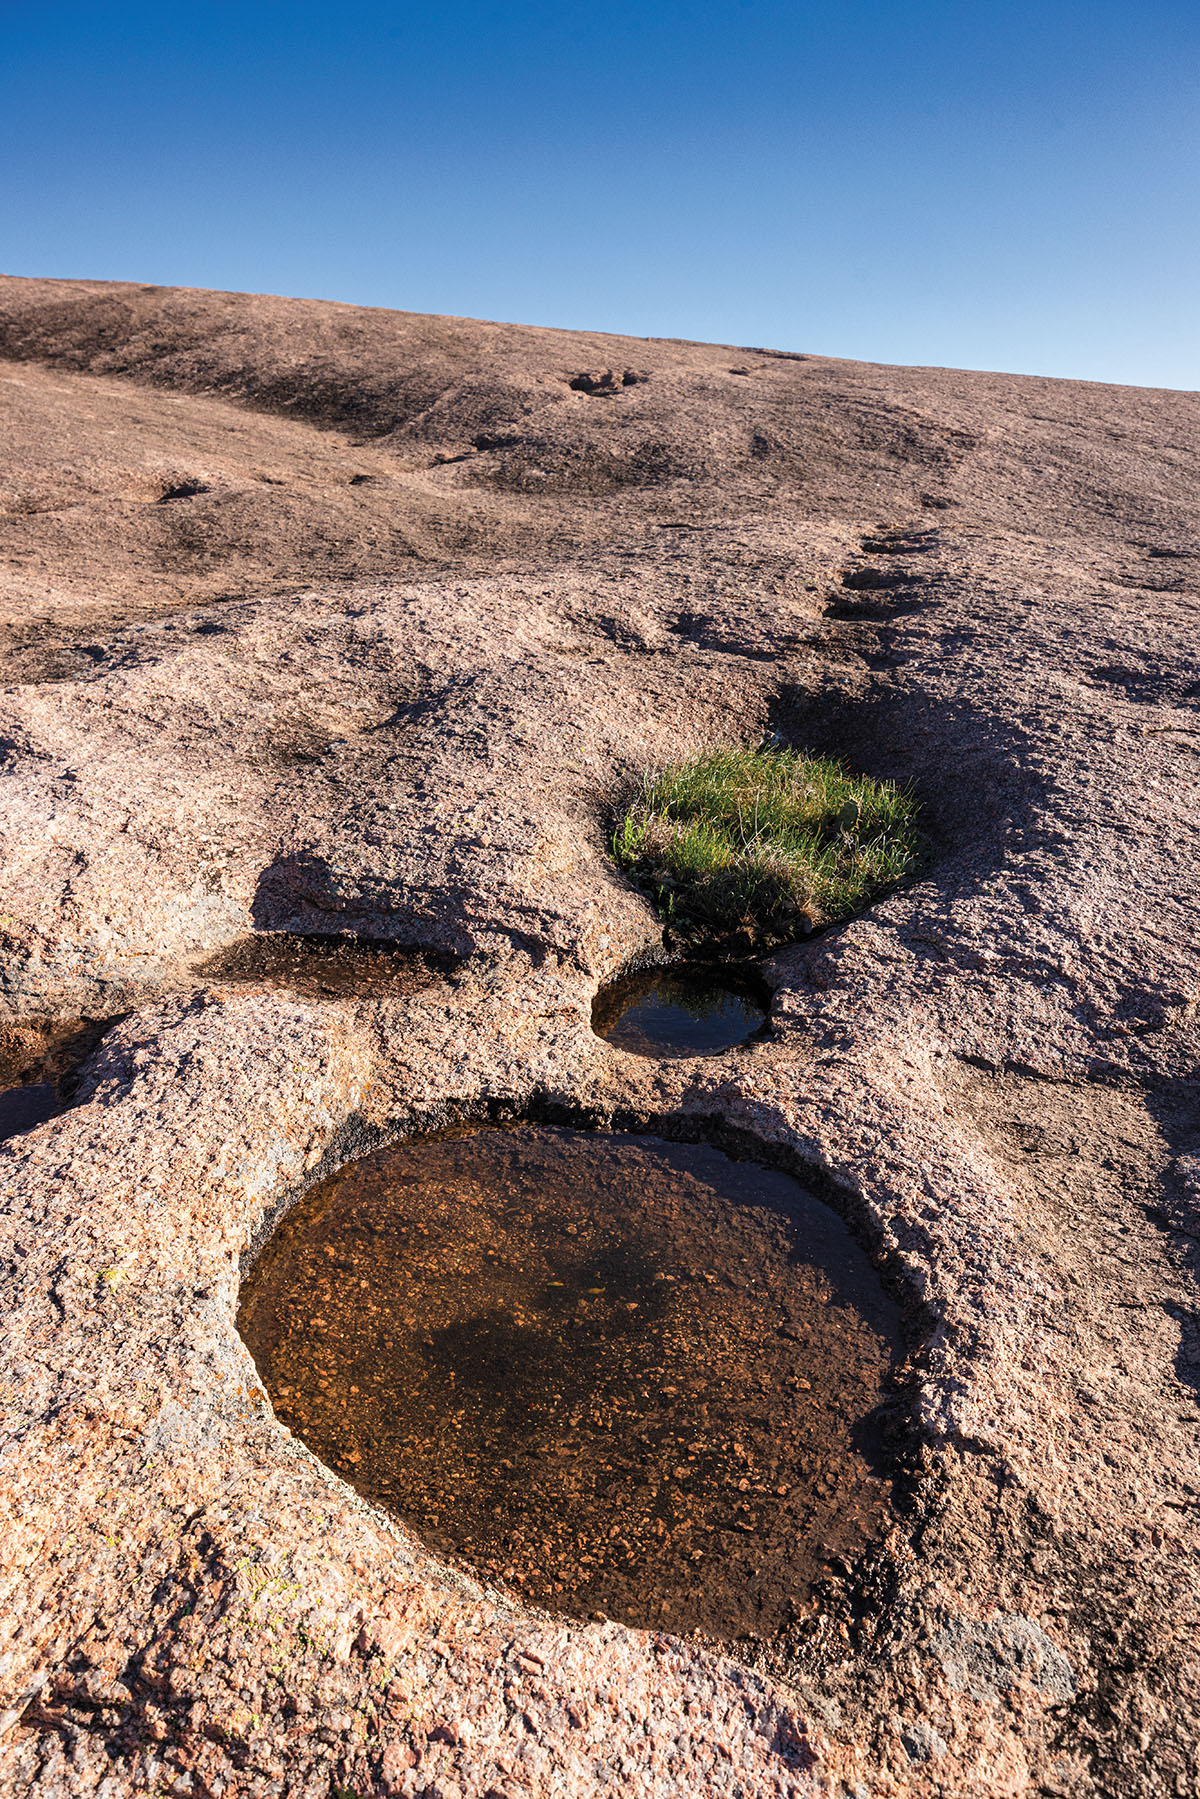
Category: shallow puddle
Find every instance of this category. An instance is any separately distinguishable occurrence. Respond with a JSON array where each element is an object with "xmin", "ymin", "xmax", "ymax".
[
  {"xmin": 0, "ymin": 1015, "xmax": 120, "ymax": 1145},
  {"xmin": 195, "ymin": 933, "xmax": 457, "ymax": 999},
  {"xmin": 592, "ymin": 964, "xmax": 768, "ymax": 1058},
  {"xmin": 239, "ymin": 1127, "xmax": 903, "ymax": 1642}
]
